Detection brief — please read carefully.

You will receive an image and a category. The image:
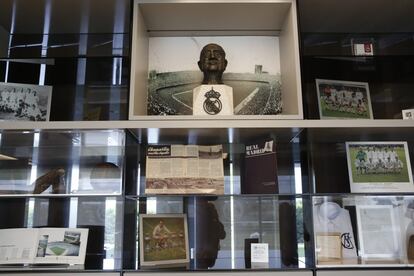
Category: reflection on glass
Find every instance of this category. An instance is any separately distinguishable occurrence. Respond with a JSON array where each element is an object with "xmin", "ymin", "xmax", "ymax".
[
  {"xmin": 0, "ymin": 58, "xmax": 129, "ymax": 121},
  {"xmin": 137, "ymin": 195, "xmax": 307, "ymax": 270},
  {"xmin": 0, "ymin": 196, "xmax": 122, "ymax": 270},
  {"xmin": 313, "ymin": 195, "xmax": 414, "ymax": 267},
  {"xmin": 0, "ymin": 130, "xmax": 124, "ymax": 195}
]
